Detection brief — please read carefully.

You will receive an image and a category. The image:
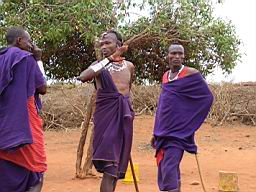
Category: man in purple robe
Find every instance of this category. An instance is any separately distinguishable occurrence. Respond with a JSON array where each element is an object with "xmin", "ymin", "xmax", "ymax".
[
  {"xmin": 0, "ymin": 27, "xmax": 47, "ymax": 192},
  {"xmin": 78, "ymin": 30, "xmax": 135, "ymax": 192},
  {"xmin": 151, "ymin": 43, "xmax": 214, "ymax": 192}
]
